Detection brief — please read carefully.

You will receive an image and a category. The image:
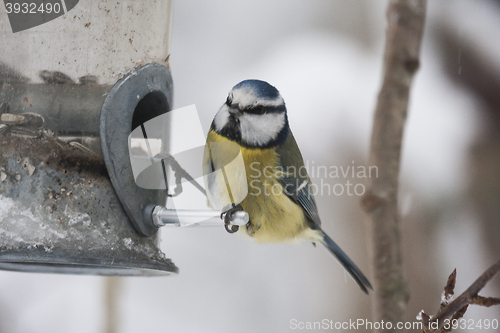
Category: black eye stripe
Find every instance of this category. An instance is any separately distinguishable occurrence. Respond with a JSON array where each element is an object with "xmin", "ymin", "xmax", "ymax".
[
  {"xmin": 242, "ymin": 104, "xmax": 286, "ymax": 115},
  {"xmin": 244, "ymin": 105, "xmax": 265, "ymax": 114}
]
